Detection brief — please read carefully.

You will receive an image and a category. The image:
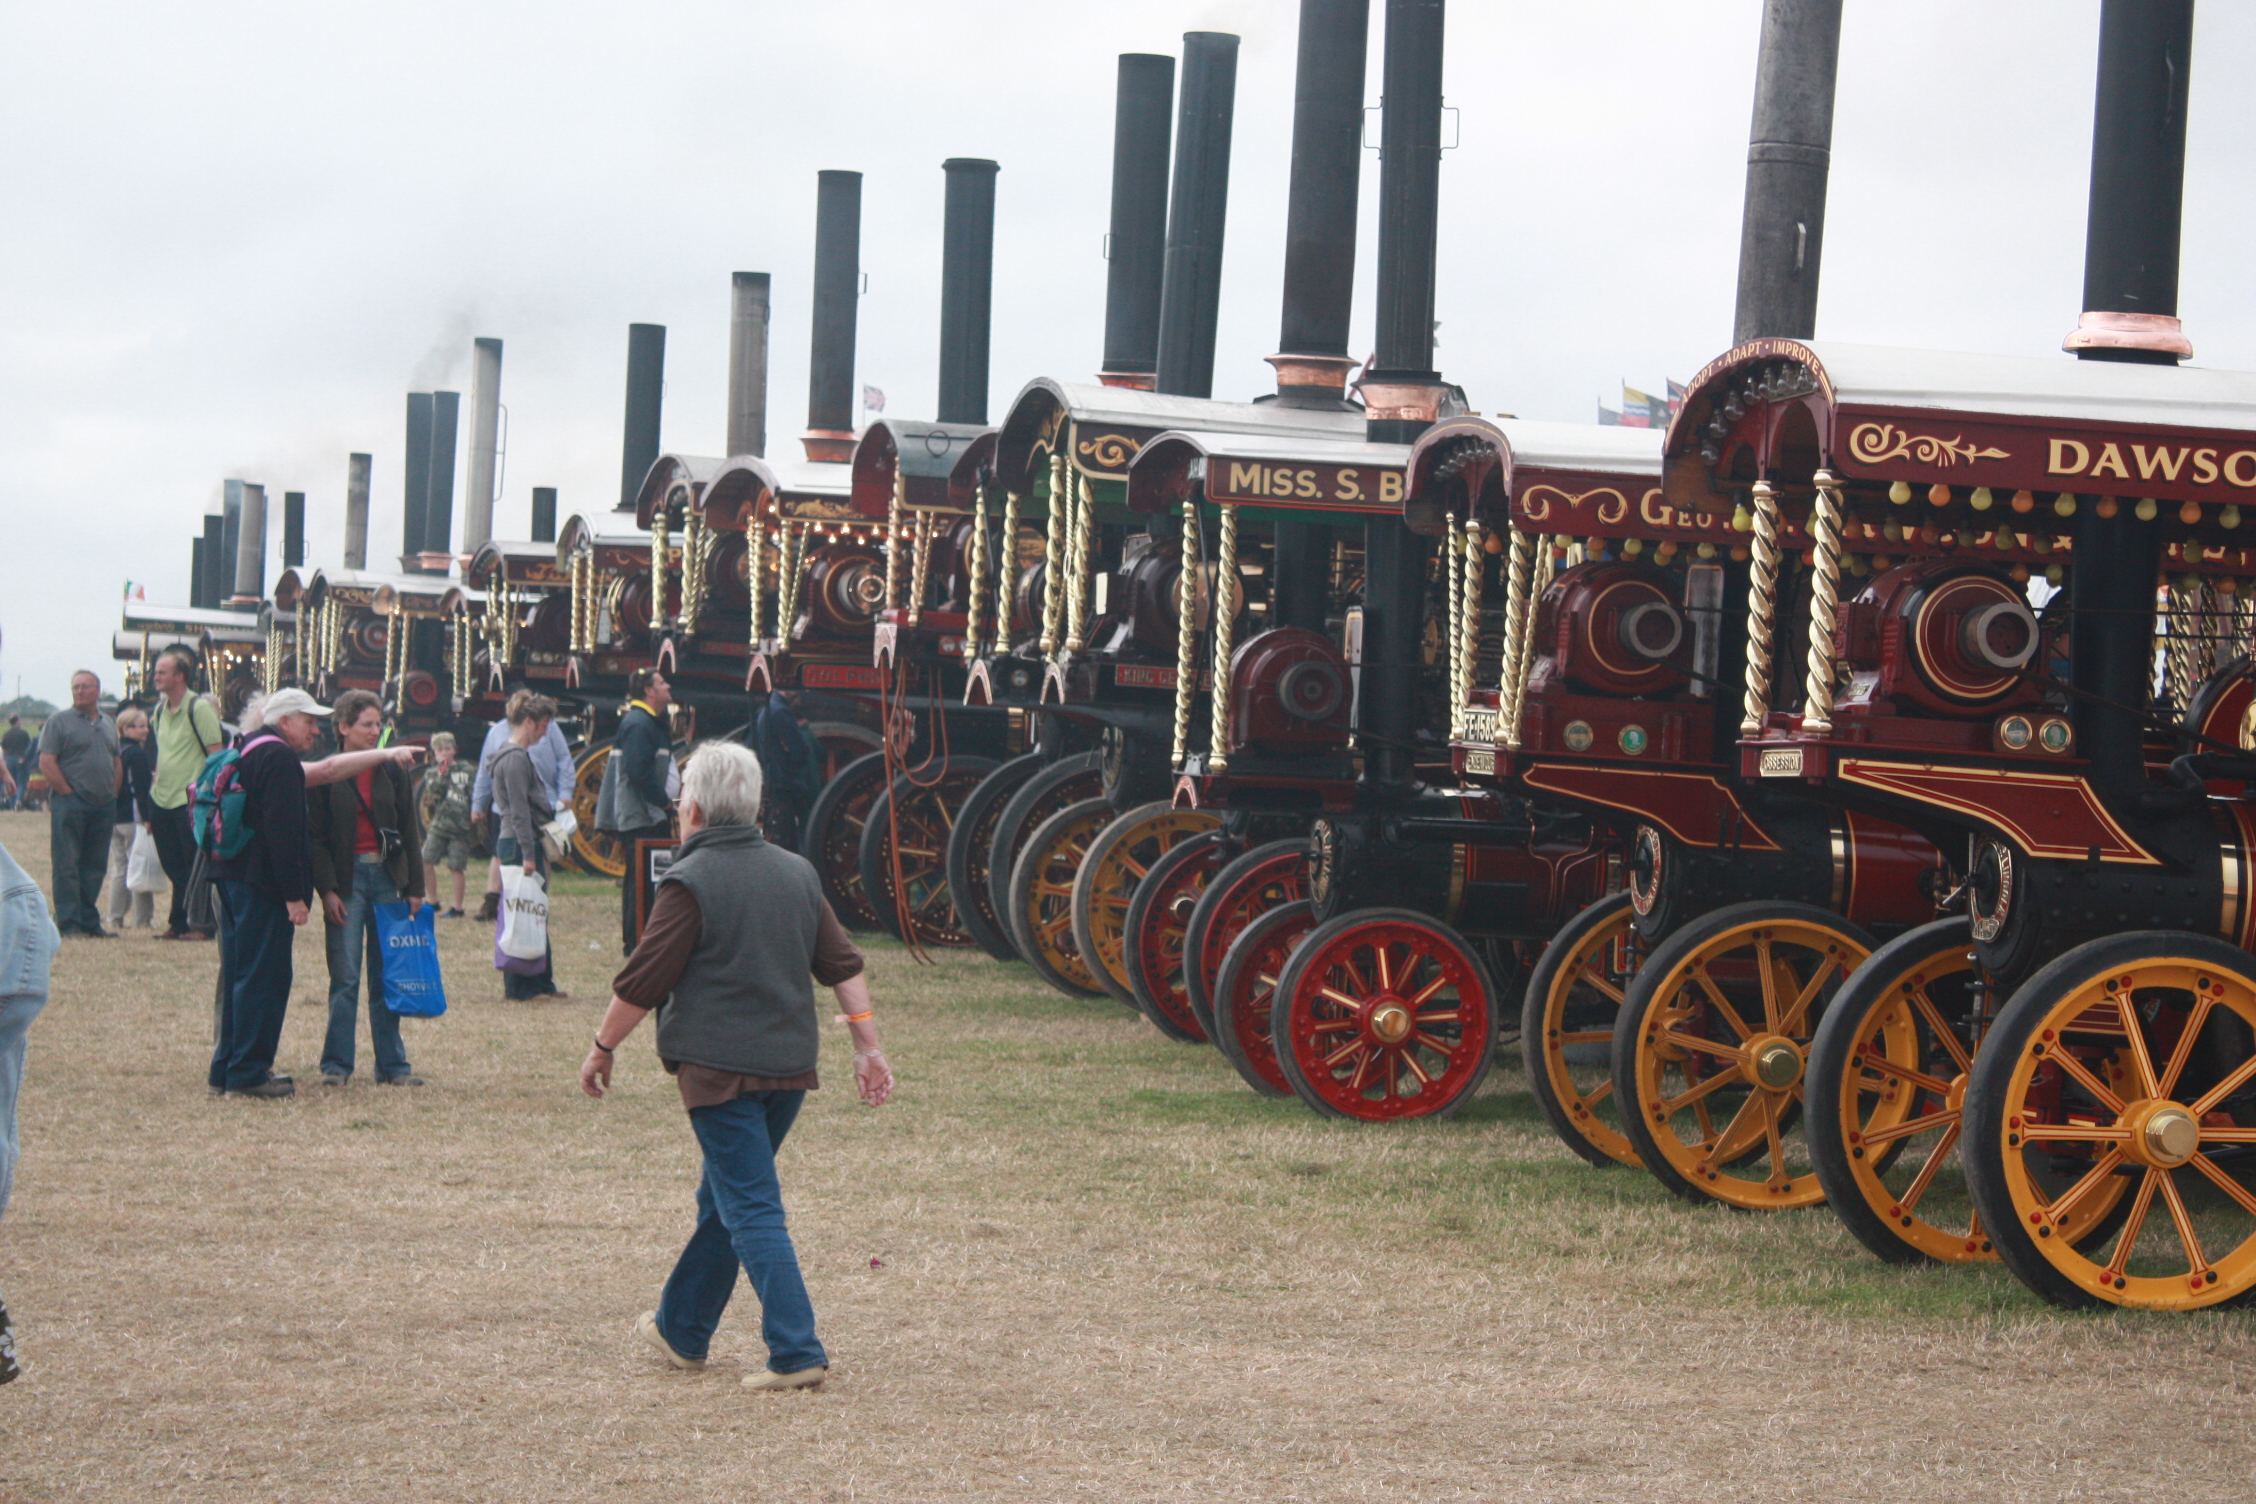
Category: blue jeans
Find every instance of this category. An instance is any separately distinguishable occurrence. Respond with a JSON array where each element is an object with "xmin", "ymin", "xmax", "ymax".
[
  {"xmin": 208, "ymin": 881, "xmax": 295, "ymax": 1092},
  {"xmin": 321, "ymin": 856, "xmax": 411, "ymax": 1081},
  {"xmin": 0, "ymin": 850, "xmax": 58, "ymax": 1223},
  {"xmin": 653, "ymin": 1091, "xmax": 827, "ymax": 1373},
  {"xmin": 47, "ymin": 791, "xmax": 109, "ymax": 933}
]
